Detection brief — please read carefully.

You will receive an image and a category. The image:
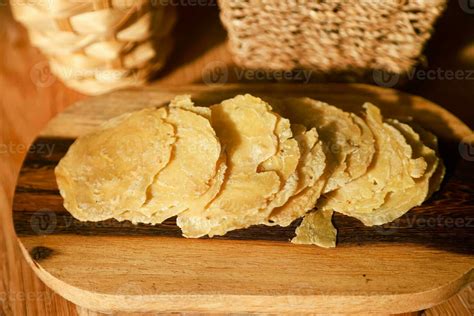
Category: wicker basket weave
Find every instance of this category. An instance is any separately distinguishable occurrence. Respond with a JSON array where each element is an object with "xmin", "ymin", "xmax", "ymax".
[
  {"xmin": 219, "ymin": 0, "xmax": 447, "ymax": 77},
  {"xmin": 11, "ymin": 0, "xmax": 176, "ymax": 95}
]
